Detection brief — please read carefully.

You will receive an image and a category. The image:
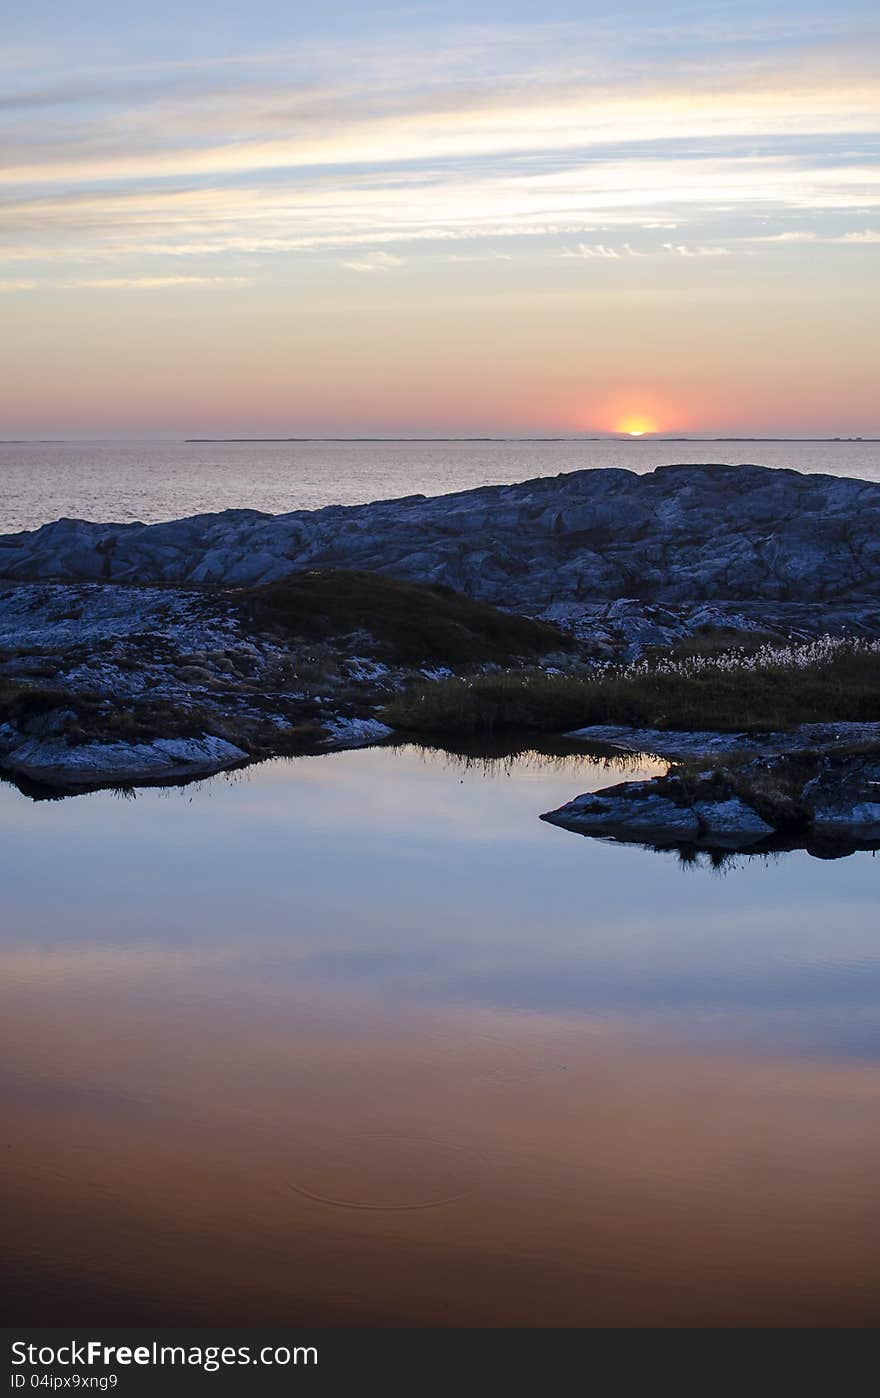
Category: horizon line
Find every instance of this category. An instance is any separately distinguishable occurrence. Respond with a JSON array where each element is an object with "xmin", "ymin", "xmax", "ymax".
[
  {"xmin": 2, "ymin": 435, "xmax": 879, "ymax": 446},
  {"xmin": 181, "ymin": 435, "xmax": 880, "ymax": 444}
]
